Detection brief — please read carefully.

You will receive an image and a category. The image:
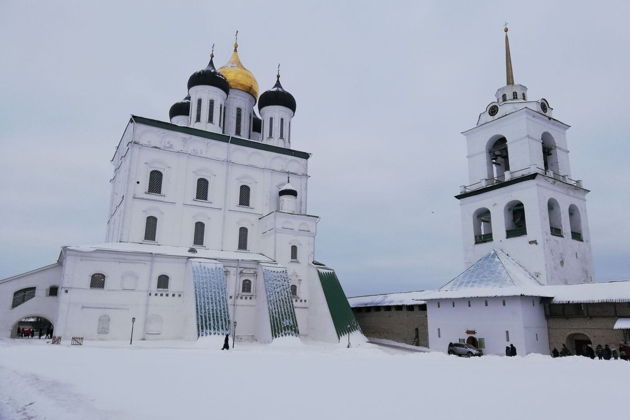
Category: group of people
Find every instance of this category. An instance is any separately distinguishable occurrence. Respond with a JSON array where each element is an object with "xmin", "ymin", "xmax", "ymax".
[
  {"xmin": 552, "ymin": 343, "xmax": 626, "ymax": 360},
  {"xmin": 505, "ymin": 343, "xmax": 517, "ymax": 356},
  {"xmin": 16, "ymin": 326, "xmax": 54, "ymax": 339}
]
